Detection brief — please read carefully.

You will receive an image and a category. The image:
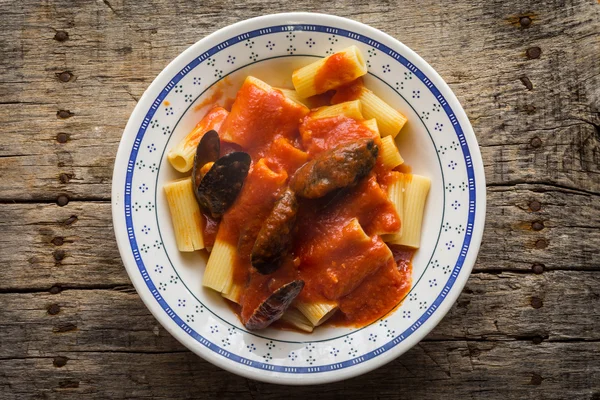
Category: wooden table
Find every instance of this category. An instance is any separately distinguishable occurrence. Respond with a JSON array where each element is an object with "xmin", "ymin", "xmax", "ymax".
[{"xmin": 1, "ymin": 1, "xmax": 599, "ymax": 398}]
